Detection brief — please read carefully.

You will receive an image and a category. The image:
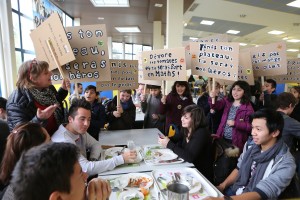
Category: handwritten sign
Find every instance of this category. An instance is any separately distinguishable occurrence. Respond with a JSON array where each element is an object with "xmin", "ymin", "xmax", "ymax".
[
  {"xmin": 267, "ymin": 59, "xmax": 300, "ymax": 83},
  {"xmin": 136, "ymin": 52, "xmax": 162, "ymax": 86},
  {"xmin": 30, "ymin": 13, "xmax": 75, "ymax": 70},
  {"xmin": 142, "ymin": 47, "xmax": 186, "ymax": 81},
  {"xmin": 96, "ymin": 59, "xmax": 138, "ymax": 90},
  {"xmin": 63, "ymin": 24, "xmax": 111, "ymax": 83},
  {"xmin": 215, "ymin": 51, "xmax": 254, "ymax": 86},
  {"xmin": 250, "ymin": 42, "xmax": 287, "ymax": 77},
  {"xmin": 190, "ymin": 42, "xmax": 239, "ymax": 81},
  {"xmin": 51, "ymin": 68, "xmax": 63, "ymax": 84}
]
